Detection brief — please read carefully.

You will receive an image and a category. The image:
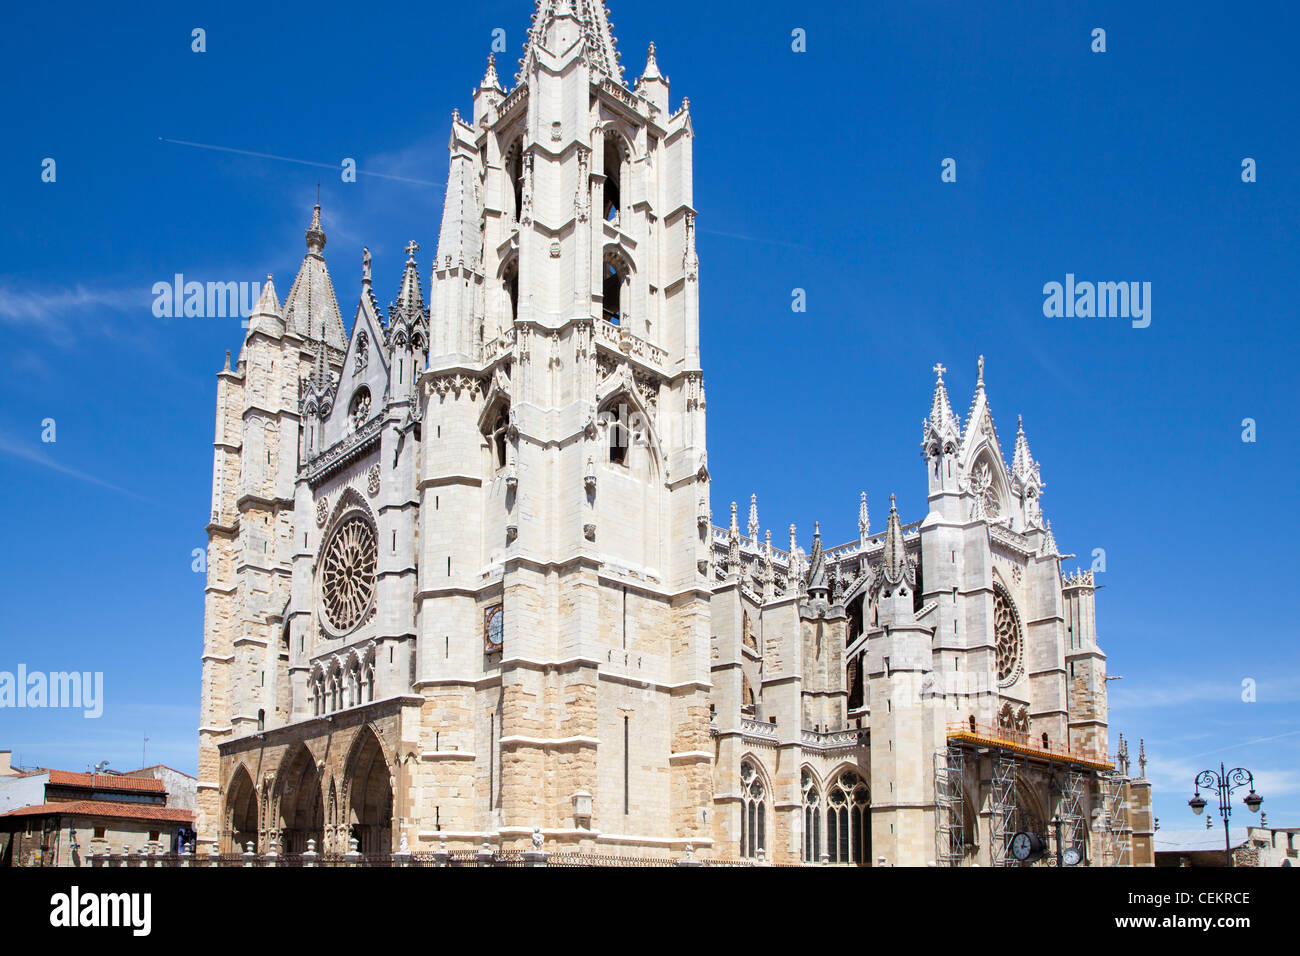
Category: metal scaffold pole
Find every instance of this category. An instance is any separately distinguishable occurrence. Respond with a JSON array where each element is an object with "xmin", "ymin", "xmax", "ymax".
[
  {"xmin": 990, "ymin": 753, "xmax": 1019, "ymax": 867},
  {"xmin": 934, "ymin": 744, "xmax": 966, "ymax": 867}
]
